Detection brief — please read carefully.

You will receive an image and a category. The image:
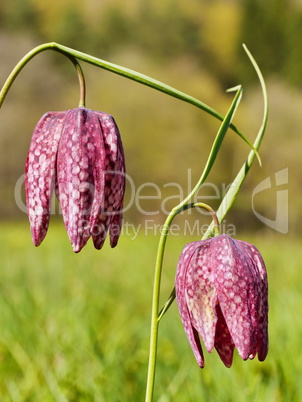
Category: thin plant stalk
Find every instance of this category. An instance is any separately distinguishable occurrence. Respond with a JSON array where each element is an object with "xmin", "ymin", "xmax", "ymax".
[
  {"xmin": 144, "ymin": 45, "xmax": 268, "ymax": 402},
  {"xmin": 66, "ymin": 55, "xmax": 86, "ymax": 107},
  {"xmin": 0, "ymin": 42, "xmax": 259, "ymax": 160},
  {"xmin": 145, "ymin": 86, "xmax": 244, "ymax": 402},
  {"xmin": 202, "ymin": 44, "xmax": 268, "ymax": 238},
  {"xmin": 157, "ymin": 203, "xmax": 219, "ymax": 322}
]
